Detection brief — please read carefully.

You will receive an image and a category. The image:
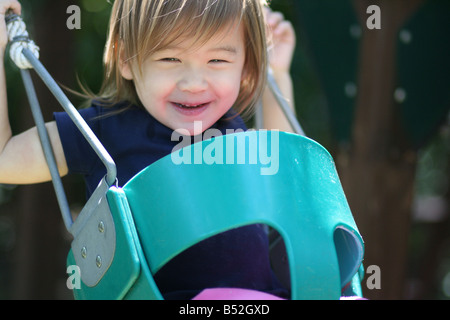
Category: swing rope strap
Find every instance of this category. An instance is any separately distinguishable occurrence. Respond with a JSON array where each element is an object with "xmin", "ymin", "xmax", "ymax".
[
  {"xmin": 5, "ymin": 13, "xmax": 39, "ymax": 70},
  {"xmin": 267, "ymin": 67, "xmax": 305, "ymax": 136}
]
